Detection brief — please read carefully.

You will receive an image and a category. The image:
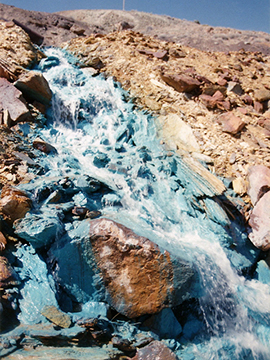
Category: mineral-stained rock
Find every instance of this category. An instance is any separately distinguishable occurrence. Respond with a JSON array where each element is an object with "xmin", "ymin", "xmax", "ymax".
[
  {"xmin": 249, "ymin": 191, "xmax": 270, "ymax": 251},
  {"xmin": 131, "ymin": 340, "xmax": 178, "ymax": 360},
  {"xmin": 0, "ymin": 185, "xmax": 32, "ymax": 223},
  {"xmin": 89, "ymin": 218, "xmax": 196, "ymax": 318},
  {"xmin": 14, "ymin": 210, "xmax": 64, "ymax": 249},
  {"xmin": 248, "ymin": 165, "xmax": 270, "ymax": 206},
  {"xmin": 41, "ymin": 305, "xmax": 72, "ymax": 328},
  {"xmin": 216, "ymin": 112, "xmax": 245, "ymax": 134},
  {"xmin": 15, "ymin": 71, "xmax": 52, "ymax": 106},
  {"xmin": 160, "ymin": 72, "xmax": 201, "ymax": 93},
  {"xmin": 0, "ymin": 78, "xmax": 30, "ymax": 124}
]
